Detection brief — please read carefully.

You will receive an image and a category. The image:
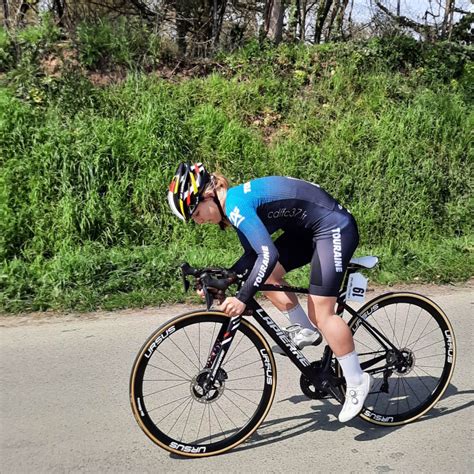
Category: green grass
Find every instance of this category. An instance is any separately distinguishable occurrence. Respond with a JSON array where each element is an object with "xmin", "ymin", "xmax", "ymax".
[{"xmin": 1, "ymin": 32, "xmax": 472, "ymax": 312}]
